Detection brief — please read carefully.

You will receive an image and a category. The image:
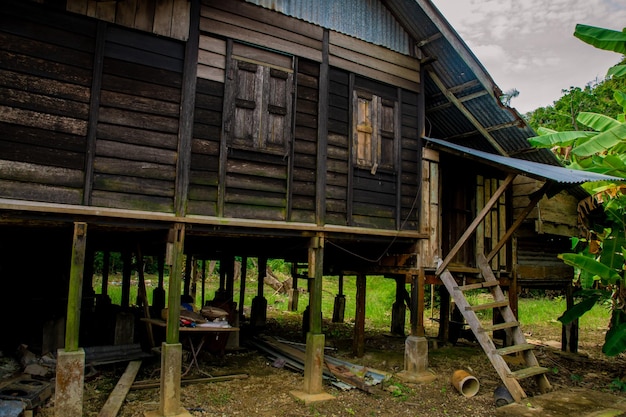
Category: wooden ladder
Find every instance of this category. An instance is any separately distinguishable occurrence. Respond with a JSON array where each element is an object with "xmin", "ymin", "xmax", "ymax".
[{"xmin": 438, "ymin": 253, "xmax": 551, "ymax": 402}]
